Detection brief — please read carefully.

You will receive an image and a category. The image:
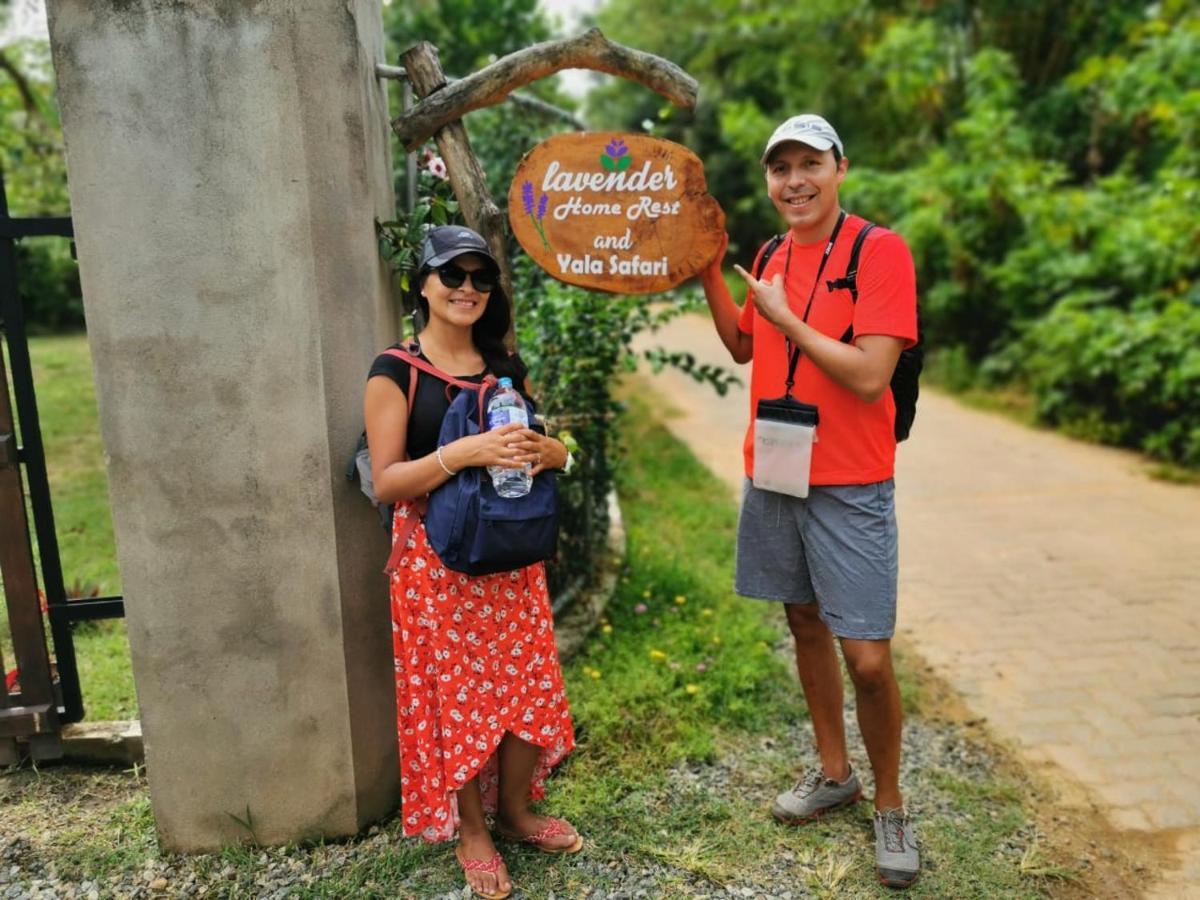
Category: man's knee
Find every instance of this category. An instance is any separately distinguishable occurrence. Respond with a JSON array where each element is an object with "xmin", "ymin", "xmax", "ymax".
[
  {"xmin": 784, "ymin": 602, "xmax": 827, "ymax": 642},
  {"xmin": 842, "ymin": 642, "xmax": 894, "ymax": 690}
]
